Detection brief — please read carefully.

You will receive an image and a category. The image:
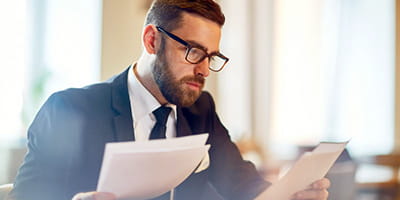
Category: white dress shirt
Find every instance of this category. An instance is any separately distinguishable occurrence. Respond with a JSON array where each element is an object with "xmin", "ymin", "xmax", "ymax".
[{"xmin": 127, "ymin": 64, "xmax": 177, "ymax": 141}]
